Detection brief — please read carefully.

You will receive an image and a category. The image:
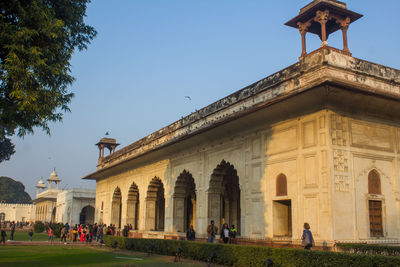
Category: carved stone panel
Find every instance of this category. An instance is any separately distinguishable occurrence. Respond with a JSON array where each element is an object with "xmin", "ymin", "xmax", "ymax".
[
  {"xmin": 331, "ymin": 114, "xmax": 347, "ymax": 146},
  {"xmin": 334, "ymin": 175, "xmax": 350, "ymax": 192},
  {"xmin": 333, "ymin": 149, "xmax": 348, "ymax": 172},
  {"xmin": 350, "ymin": 121, "xmax": 393, "ymax": 151}
]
